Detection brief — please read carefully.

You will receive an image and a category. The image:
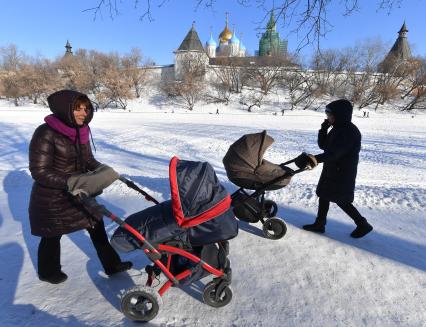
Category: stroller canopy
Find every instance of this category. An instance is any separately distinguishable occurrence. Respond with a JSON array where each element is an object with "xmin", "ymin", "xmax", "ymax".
[
  {"xmin": 111, "ymin": 157, "xmax": 237, "ymax": 252},
  {"xmin": 223, "ymin": 130, "xmax": 291, "ymax": 190},
  {"xmin": 170, "ymin": 156, "xmax": 232, "ymax": 228}
]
